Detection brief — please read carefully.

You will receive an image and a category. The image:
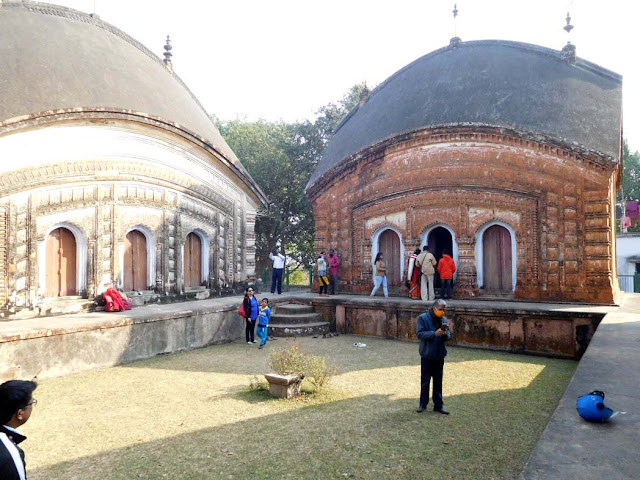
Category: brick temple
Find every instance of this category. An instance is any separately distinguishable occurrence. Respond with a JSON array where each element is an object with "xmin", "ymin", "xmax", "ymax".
[{"xmin": 306, "ymin": 39, "xmax": 623, "ymax": 304}]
